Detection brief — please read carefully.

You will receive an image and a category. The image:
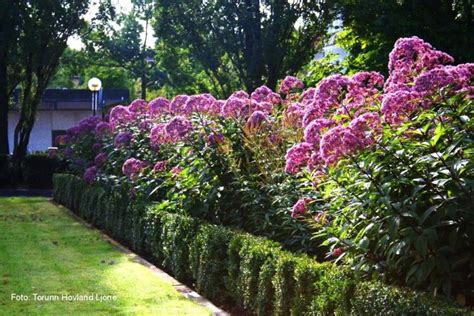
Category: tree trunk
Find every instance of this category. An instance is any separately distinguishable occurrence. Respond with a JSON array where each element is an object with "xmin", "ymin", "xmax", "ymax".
[
  {"xmin": 0, "ymin": 58, "xmax": 9, "ymax": 155},
  {"xmin": 141, "ymin": 73, "xmax": 147, "ymax": 100}
]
